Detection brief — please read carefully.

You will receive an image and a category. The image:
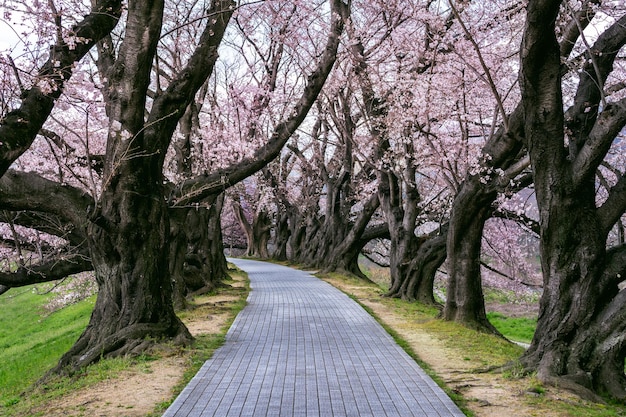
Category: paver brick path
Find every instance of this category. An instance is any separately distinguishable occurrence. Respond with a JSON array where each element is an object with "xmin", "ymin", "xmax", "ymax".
[{"xmin": 163, "ymin": 258, "xmax": 465, "ymax": 416}]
